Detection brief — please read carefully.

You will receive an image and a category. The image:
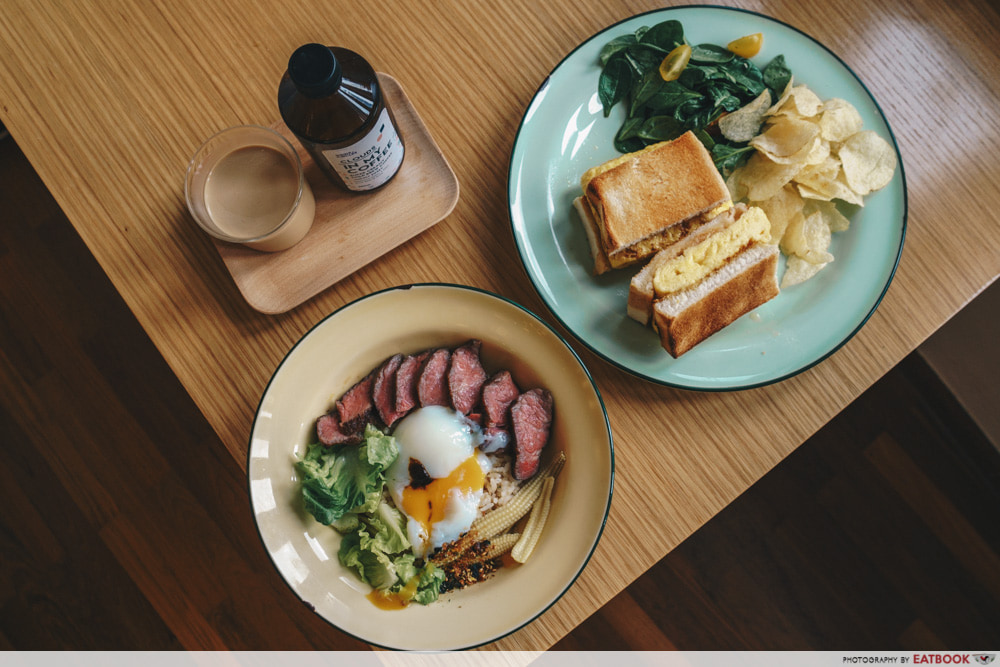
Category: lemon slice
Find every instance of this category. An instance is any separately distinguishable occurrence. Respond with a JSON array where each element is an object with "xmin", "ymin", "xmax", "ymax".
[
  {"xmin": 727, "ymin": 33, "xmax": 763, "ymax": 58},
  {"xmin": 658, "ymin": 44, "xmax": 692, "ymax": 82}
]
